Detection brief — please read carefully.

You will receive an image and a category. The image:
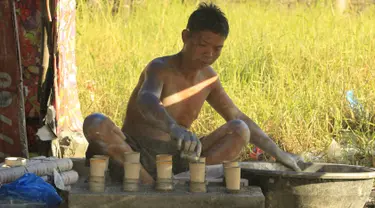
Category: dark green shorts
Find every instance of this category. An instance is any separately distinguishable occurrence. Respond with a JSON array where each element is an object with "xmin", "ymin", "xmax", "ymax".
[{"xmin": 124, "ymin": 132, "xmax": 190, "ymax": 180}]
